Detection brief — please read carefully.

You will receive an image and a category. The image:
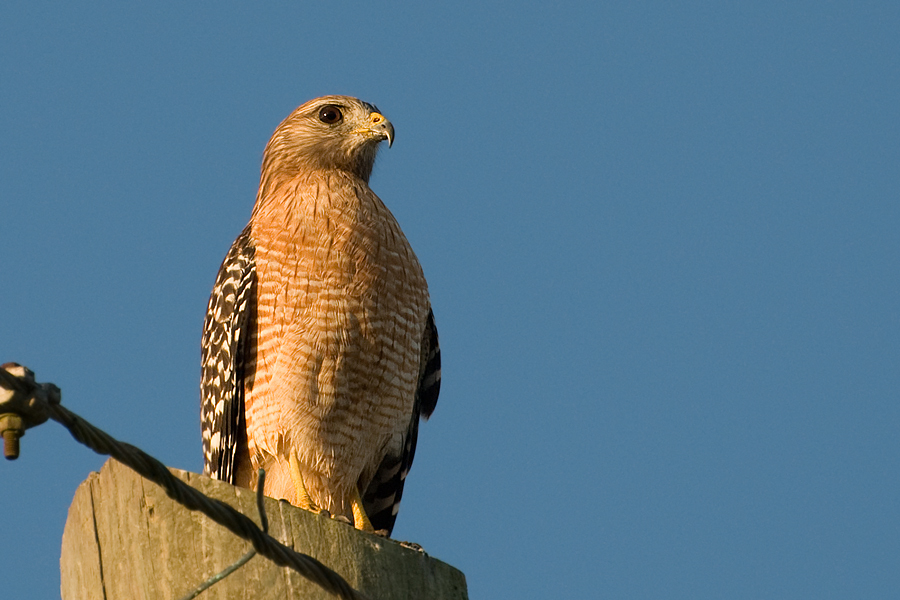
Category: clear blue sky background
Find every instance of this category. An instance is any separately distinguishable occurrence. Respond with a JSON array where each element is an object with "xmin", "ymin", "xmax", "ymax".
[{"xmin": 2, "ymin": 2, "xmax": 898, "ymax": 598}]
